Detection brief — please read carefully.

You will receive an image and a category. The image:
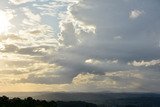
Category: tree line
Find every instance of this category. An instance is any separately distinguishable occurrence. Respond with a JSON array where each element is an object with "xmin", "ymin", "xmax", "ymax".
[{"xmin": 0, "ymin": 96, "xmax": 97, "ymax": 107}]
